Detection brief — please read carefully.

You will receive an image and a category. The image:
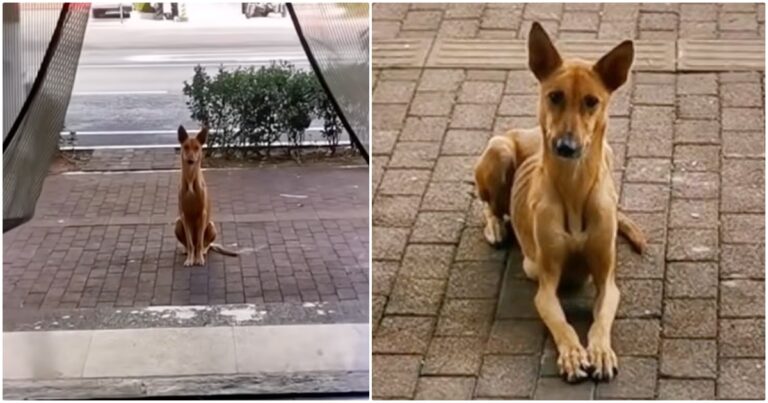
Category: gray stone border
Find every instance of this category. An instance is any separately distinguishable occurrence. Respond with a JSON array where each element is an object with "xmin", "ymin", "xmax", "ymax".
[
  {"xmin": 3, "ymin": 371, "xmax": 369, "ymax": 399},
  {"xmin": 4, "ymin": 301, "xmax": 369, "ymax": 331}
]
